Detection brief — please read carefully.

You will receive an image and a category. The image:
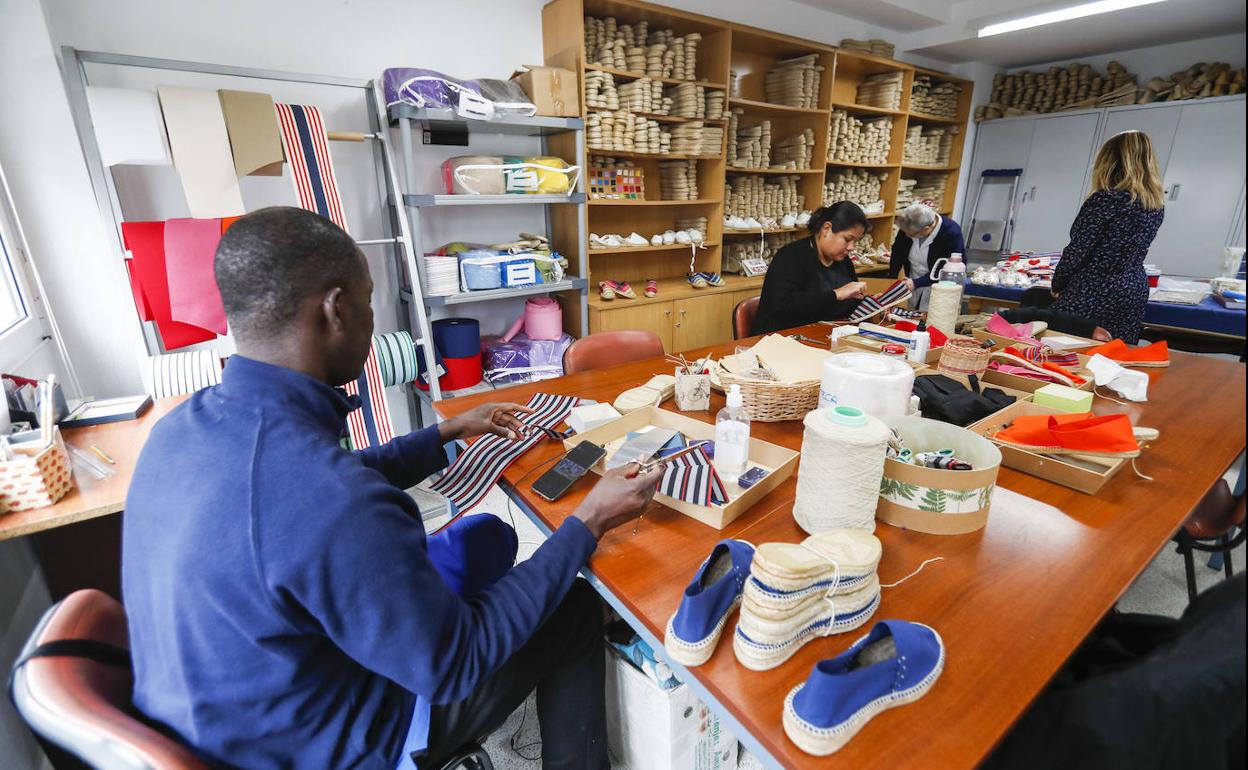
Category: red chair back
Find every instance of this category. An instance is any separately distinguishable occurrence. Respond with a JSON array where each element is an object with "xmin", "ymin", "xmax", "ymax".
[
  {"xmin": 563, "ymin": 330, "xmax": 664, "ymax": 375},
  {"xmin": 10, "ymin": 589, "xmax": 211, "ymax": 770},
  {"xmin": 733, "ymin": 296, "xmax": 761, "ymax": 340}
]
